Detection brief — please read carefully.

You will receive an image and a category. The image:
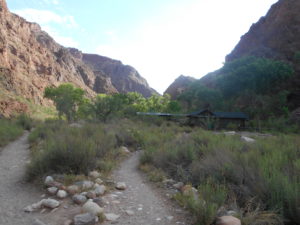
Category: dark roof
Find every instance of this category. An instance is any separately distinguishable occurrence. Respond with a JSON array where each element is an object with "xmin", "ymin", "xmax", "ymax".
[
  {"xmin": 187, "ymin": 109, "xmax": 249, "ymax": 120},
  {"xmin": 188, "ymin": 109, "xmax": 213, "ymax": 116},
  {"xmin": 213, "ymin": 112, "xmax": 249, "ymax": 120},
  {"xmin": 136, "ymin": 112, "xmax": 186, "ymax": 117}
]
